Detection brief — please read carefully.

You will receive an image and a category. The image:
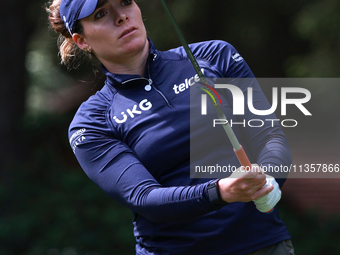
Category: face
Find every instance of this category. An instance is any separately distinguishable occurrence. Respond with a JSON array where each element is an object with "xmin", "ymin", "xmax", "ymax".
[{"xmin": 73, "ymin": 0, "xmax": 148, "ymax": 66}]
